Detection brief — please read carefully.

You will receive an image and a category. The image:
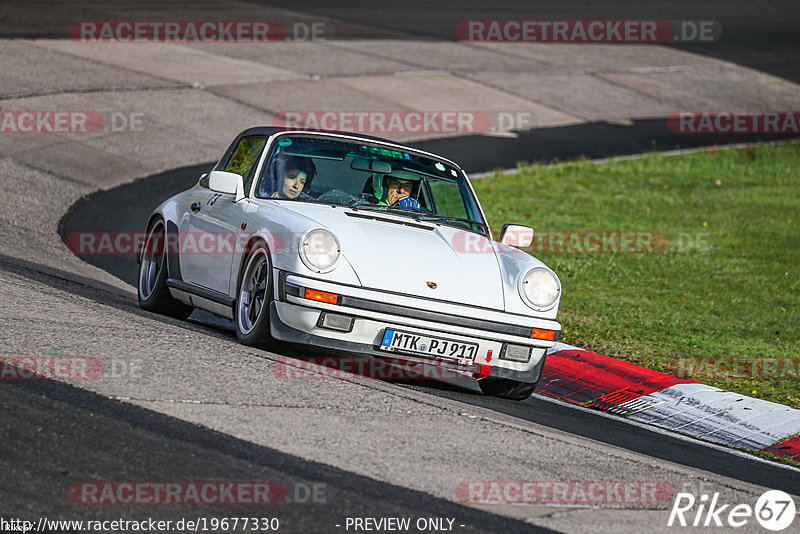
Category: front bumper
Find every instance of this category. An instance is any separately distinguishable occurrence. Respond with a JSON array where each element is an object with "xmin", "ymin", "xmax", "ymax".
[{"xmin": 270, "ymin": 271, "xmax": 560, "ymax": 384}]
